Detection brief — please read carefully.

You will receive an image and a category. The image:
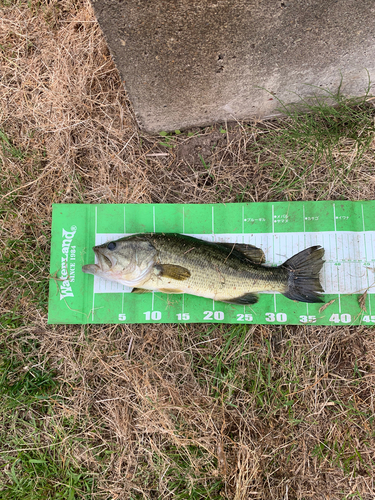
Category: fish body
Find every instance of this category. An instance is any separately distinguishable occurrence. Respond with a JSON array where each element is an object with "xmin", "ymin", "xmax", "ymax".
[{"xmin": 82, "ymin": 233, "xmax": 325, "ymax": 304}]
